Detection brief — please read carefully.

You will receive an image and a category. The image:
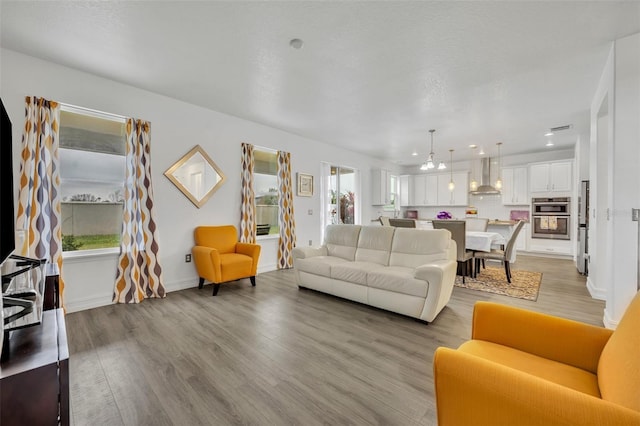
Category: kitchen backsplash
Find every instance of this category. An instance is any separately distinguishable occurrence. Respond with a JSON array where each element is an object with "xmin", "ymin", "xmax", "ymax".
[{"xmin": 403, "ymin": 194, "xmax": 529, "ymax": 220}]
